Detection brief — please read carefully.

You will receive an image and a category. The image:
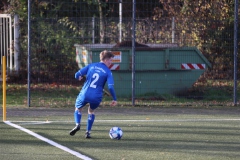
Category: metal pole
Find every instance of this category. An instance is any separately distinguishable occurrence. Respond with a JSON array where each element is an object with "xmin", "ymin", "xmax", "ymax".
[
  {"xmin": 172, "ymin": 17, "xmax": 175, "ymax": 43},
  {"xmin": 9, "ymin": 15, "xmax": 12, "ymax": 73},
  {"xmin": 14, "ymin": 14, "xmax": 20, "ymax": 73},
  {"xmin": 233, "ymin": 0, "xmax": 239, "ymax": 105},
  {"xmin": 92, "ymin": 17, "xmax": 95, "ymax": 44},
  {"xmin": 0, "ymin": 18, "xmax": 2, "ymax": 59},
  {"xmin": 7, "ymin": 16, "xmax": 13, "ymax": 73},
  {"xmin": 27, "ymin": 0, "xmax": 31, "ymax": 107},
  {"xmin": 119, "ymin": 0, "xmax": 122, "ymax": 42},
  {"xmin": 132, "ymin": 0, "xmax": 136, "ymax": 106}
]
